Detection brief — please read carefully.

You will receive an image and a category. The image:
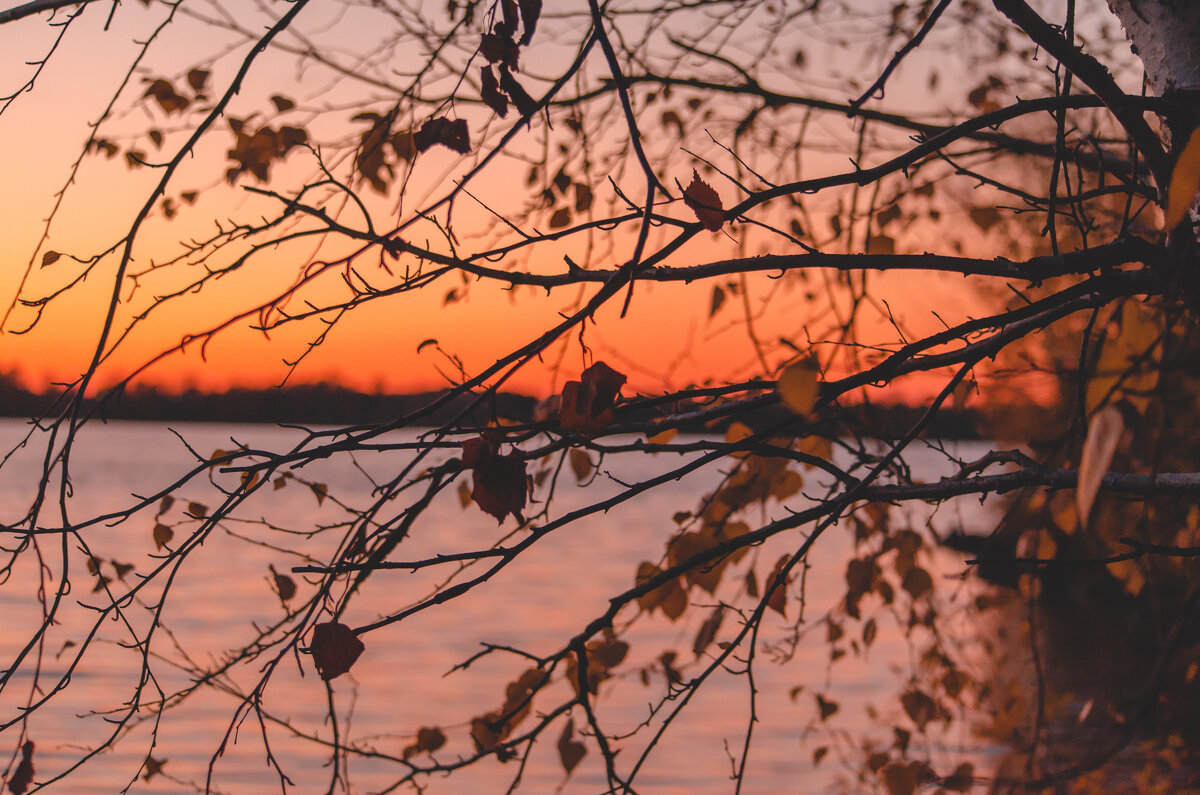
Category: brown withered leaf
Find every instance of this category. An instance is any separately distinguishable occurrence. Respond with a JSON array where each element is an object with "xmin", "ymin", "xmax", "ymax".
[
  {"xmin": 816, "ymin": 694, "xmax": 839, "ymax": 721},
  {"xmin": 766, "ymin": 554, "xmax": 791, "ymax": 616},
  {"xmin": 403, "ymin": 726, "xmax": 447, "ymax": 759},
  {"xmin": 709, "ymin": 284, "xmax": 726, "ymax": 317},
  {"xmin": 481, "ymin": 30, "xmax": 520, "ymax": 70},
  {"xmin": 692, "ymin": 606, "xmax": 724, "ymax": 657},
  {"xmin": 142, "ymin": 755, "xmax": 166, "ymax": 782},
  {"xmin": 269, "ymin": 564, "xmax": 296, "ymax": 602},
  {"xmin": 112, "ymin": 560, "xmax": 135, "ymax": 580},
  {"xmin": 10, "ymin": 740, "xmax": 34, "ymax": 795},
  {"xmin": 40, "ymin": 251, "xmax": 61, "ymax": 268},
  {"xmin": 144, "ymin": 78, "xmax": 189, "ymax": 114},
  {"xmin": 556, "ymin": 718, "xmax": 585, "ymax": 774},
  {"xmin": 499, "ymin": 68, "xmax": 537, "ymax": 116},
  {"xmin": 683, "ymin": 170, "xmax": 724, "ymax": 231},
  {"xmin": 414, "ymin": 117, "xmax": 470, "ymax": 154},
  {"xmin": 186, "ymin": 68, "xmax": 210, "ymax": 92},
  {"xmin": 310, "ymin": 482, "xmax": 328, "ymax": 506},
  {"xmin": 480, "ymin": 66, "xmax": 509, "ymax": 117},
  {"xmin": 461, "ymin": 435, "xmax": 527, "ymax": 522},
  {"xmin": 548, "ymin": 207, "xmax": 571, "ymax": 229},
  {"xmin": 353, "ymin": 112, "xmax": 396, "ymax": 193},
  {"xmin": 900, "ymin": 689, "xmax": 938, "ymax": 730},
  {"xmin": 568, "ymin": 447, "xmax": 593, "ymax": 483},
  {"xmin": 559, "ymin": 361, "xmax": 626, "ymax": 434},
  {"xmin": 270, "ymin": 94, "xmax": 295, "ymax": 112},
  {"xmin": 574, "ymin": 183, "xmax": 592, "ymax": 212},
  {"xmin": 152, "ymin": 523, "xmax": 174, "ymax": 550},
  {"xmin": 517, "ymin": 0, "xmax": 541, "ymax": 44},
  {"xmin": 310, "ymin": 622, "xmax": 364, "ymax": 681}
]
